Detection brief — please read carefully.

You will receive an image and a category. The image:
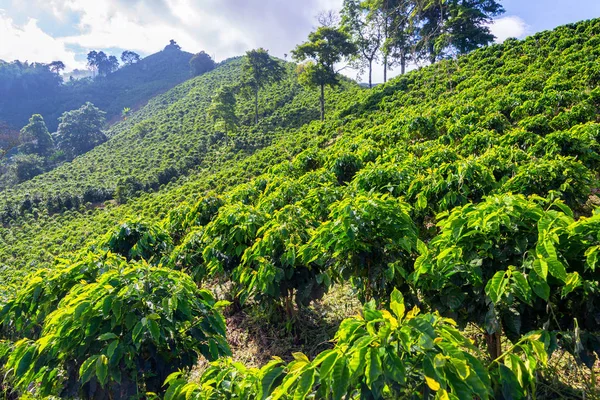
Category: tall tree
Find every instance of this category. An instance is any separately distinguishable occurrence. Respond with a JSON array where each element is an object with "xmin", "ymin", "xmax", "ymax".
[
  {"xmin": 341, "ymin": 0, "xmax": 382, "ymax": 88},
  {"xmin": 189, "ymin": 51, "xmax": 216, "ymax": 76},
  {"xmin": 418, "ymin": 0, "xmax": 504, "ymax": 63},
  {"xmin": 379, "ymin": 0, "xmax": 420, "ymax": 77},
  {"xmin": 243, "ymin": 48, "xmax": 285, "ymax": 124},
  {"xmin": 55, "ymin": 102, "xmax": 107, "ymax": 158},
  {"xmin": 19, "ymin": 114, "xmax": 54, "ymax": 155},
  {"xmin": 48, "ymin": 61, "xmax": 66, "ymax": 76},
  {"xmin": 292, "ymin": 27, "xmax": 356, "ymax": 121},
  {"xmin": 86, "ymin": 50, "xmax": 99, "ymax": 78},
  {"xmin": 100, "ymin": 55, "xmax": 119, "ymax": 75},
  {"xmin": 207, "ymin": 86, "xmax": 238, "ymax": 143},
  {"xmin": 121, "ymin": 51, "xmax": 141, "ymax": 65},
  {"xmin": 87, "ymin": 51, "xmax": 119, "ymax": 77}
]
